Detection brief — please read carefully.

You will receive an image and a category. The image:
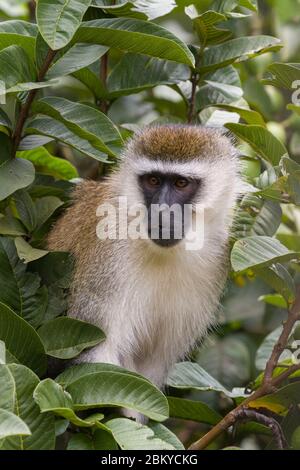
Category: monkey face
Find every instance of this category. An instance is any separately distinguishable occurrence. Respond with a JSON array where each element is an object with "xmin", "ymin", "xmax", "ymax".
[{"xmin": 138, "ymin": 172, "xmax": 201, "ymax": 247}]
